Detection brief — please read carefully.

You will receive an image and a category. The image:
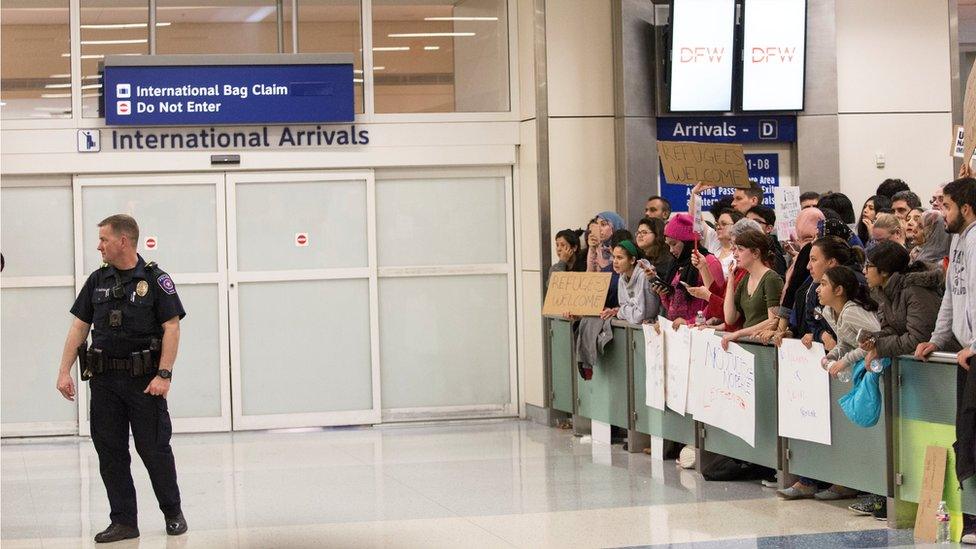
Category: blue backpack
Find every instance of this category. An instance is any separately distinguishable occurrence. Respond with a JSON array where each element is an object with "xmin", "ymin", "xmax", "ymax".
[{"xmin": 838, "ymin": 358, "xmax": 889, "ymax": 428}]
